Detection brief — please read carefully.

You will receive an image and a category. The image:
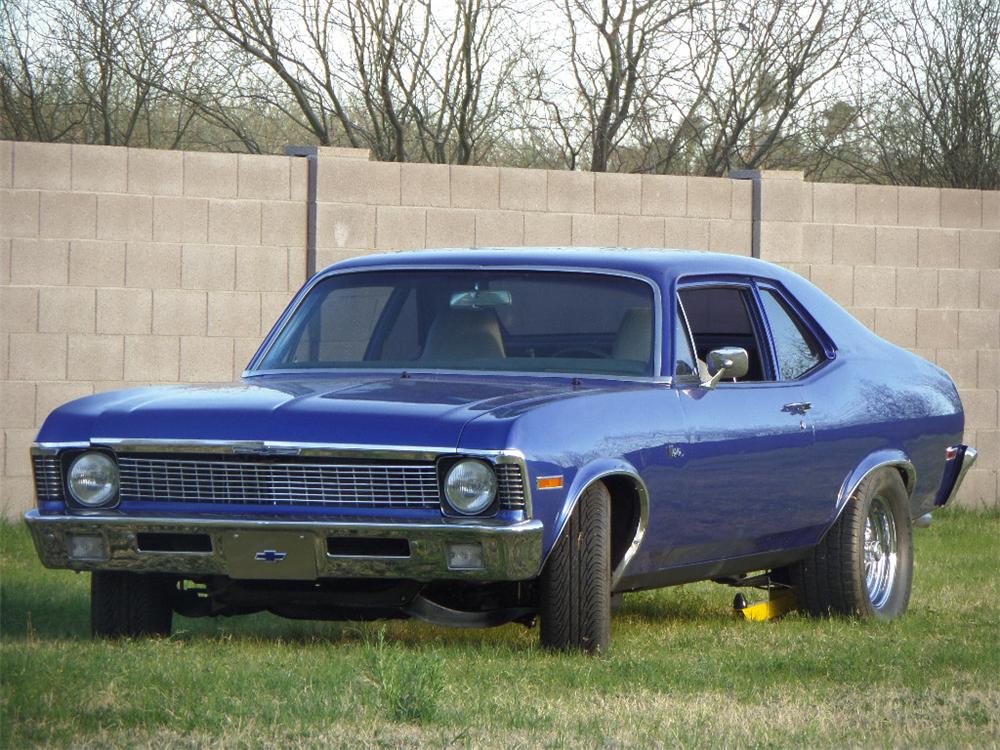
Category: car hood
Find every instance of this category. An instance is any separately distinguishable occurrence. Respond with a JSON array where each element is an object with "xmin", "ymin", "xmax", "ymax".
[{"xmin": 37, "ymin": 373, "xmax": 604, "ymax": 450}]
